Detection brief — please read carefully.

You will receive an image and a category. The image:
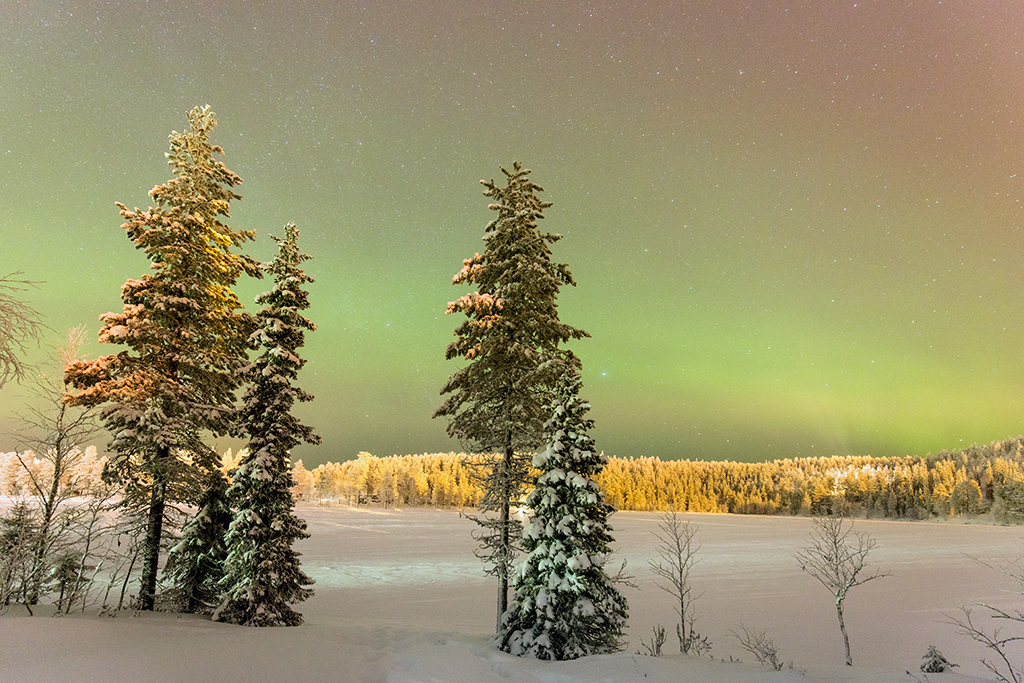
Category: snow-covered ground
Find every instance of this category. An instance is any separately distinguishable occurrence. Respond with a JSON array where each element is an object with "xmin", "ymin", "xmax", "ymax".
[{"xmin": 1, "ymin": 506, "xmax": 1020, "ymax": 683}]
